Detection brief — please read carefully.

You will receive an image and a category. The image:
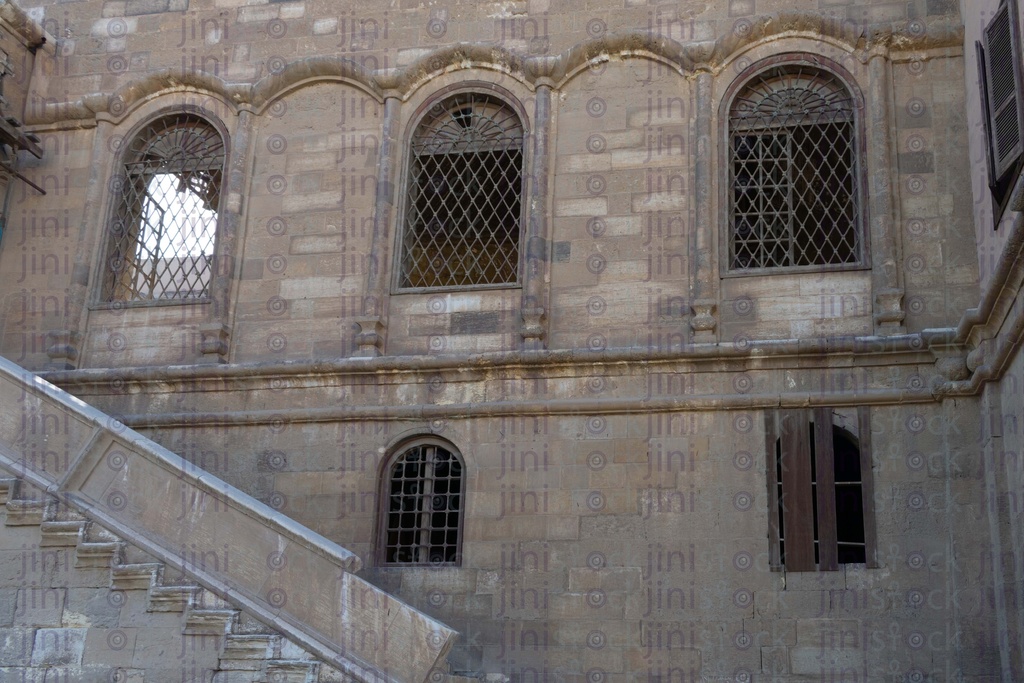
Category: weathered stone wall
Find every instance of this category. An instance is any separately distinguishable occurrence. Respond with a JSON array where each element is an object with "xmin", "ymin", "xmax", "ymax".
[
  {"xmin": 0, "ymin": 0, "xmax": 977, "ymax": 368},
  {"xmin": 39, "ymin": 348, "xmax": 986, "ymax": 681},
  {"xmin": 0, "ymin": 0, "xmax": 1015, "ymax": 680},
  {"xmin": 0, "ymin": 484, "xmax": 225, "ymax": 682}
]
